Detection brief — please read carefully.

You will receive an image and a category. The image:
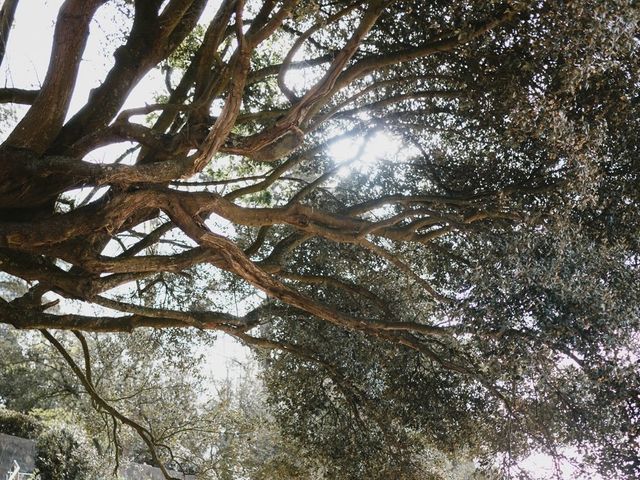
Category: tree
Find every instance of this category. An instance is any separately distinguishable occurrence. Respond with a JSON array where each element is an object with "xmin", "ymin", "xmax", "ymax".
[{"xmin": 0, "ymin": 0, "xmax": 638, "ymax": 478}]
